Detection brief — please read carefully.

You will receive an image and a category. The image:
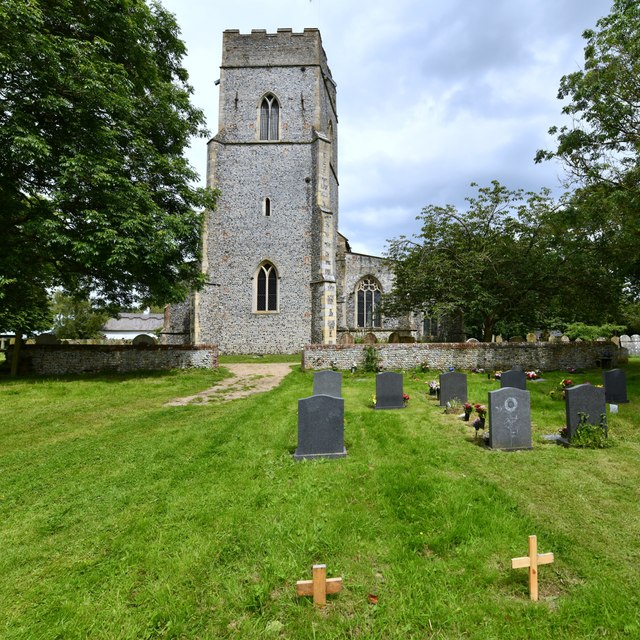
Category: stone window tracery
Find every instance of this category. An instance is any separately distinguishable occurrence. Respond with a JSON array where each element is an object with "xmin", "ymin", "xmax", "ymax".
[
  {"xmin": 260, "ymin": 94, "xmax": 280, "ymax": 141},
  {"xmin": 356, "ymin": 277, "xmax": 382, "ymax": 328},
  {"xmin": 256, "ymin": 261, "xmax": 278, "ymax": 312}
]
